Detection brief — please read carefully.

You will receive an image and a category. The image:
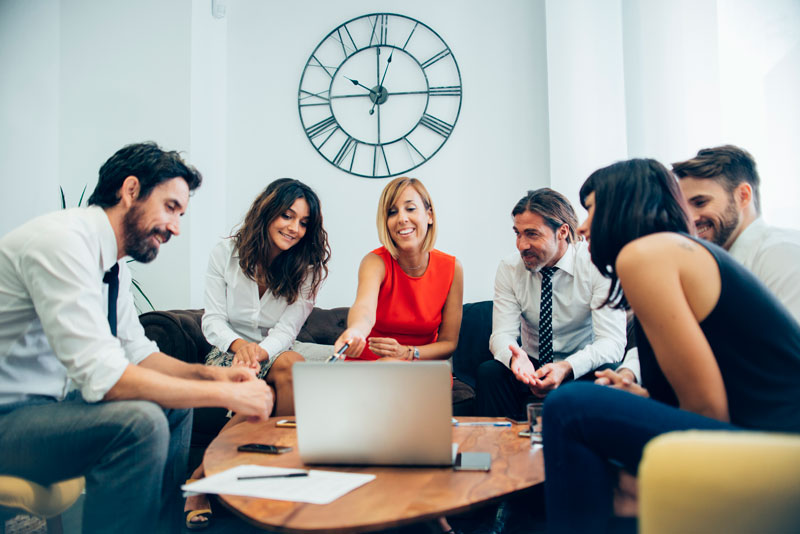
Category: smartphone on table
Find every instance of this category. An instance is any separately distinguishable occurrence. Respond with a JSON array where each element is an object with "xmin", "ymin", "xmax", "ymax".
[
  {"xmin": 453, "ymin": 452, "xmax": 492, "ymax": 471},
  {"xmin": 276, "ymin": 419, "xmax": 296, "ymax": 428},
  {"xmin": 237, "ymin": 443, "xmax": 292, "ymax": 454}
]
